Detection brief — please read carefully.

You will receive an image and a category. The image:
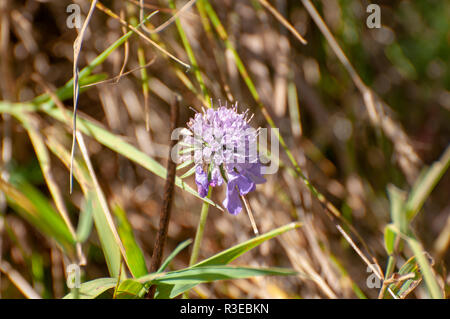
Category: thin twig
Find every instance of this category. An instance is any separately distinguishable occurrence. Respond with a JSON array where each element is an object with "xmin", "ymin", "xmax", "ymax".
[
  {"xmin": 336, "ymin": 225, "xmax": 383, "ymax": 280},
  {"xmin": 258, "ymin": 0, "xmax": 307, "ymax": 45},
  {"xmin": 151, "ymin": 0, "xmax": 197, "ymax": 34},
  {"xmin": 139, "ymin": 0, "xmax": 153, "ymax": 34},
  {"xmin": 127, "ymin": 0, "xmax": 175, "ymax": 13},
  {"xmin": 241, "ymin": 195, "xmax": 259, "ymax": 235}
]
